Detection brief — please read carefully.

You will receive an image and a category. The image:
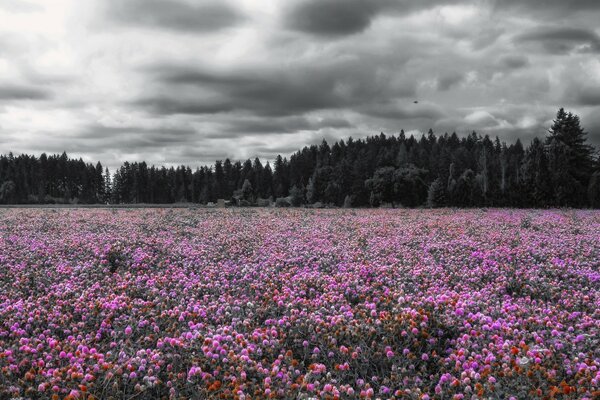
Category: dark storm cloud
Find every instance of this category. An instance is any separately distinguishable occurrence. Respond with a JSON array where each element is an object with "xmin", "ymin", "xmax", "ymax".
[
  {"xmin": 146, "ymin": 66, "xmax": 347, "ymax": 115},
  {"xmin": 135, "ymin": 60, "xmax": 414, "ymax": 117},
  {"xmin": 500, "ymin": 55, "xmax": 530, "ymax": 70},
  {"xmin": 132, "ymin": 97, "xmax": 234, "ymax": 116},
  {"xmin": 363, "ymin": 102, "xmax": 446, "ymax": 121},
  {"xmin": 0, "ymin": 84, "xmax": 51, "ymax": 100},
  {"xmin": 437, "ymin": 72, "xmax": 464, "ymax": 91},
  {"xmin": 497, "ymin": 0, "xmax": 600, "ymax": 14},
  {"xmin": 81, "ymin": 125, "xmax": 197, "ymax": 141},
  {"xmin": 514, "ymin": 27, "xmax": 600, "ymax": 54},
  {"xmin": 37, "ymin": 124, "xmax": 201, "ymax": 155},
  {"xmin": 284, "ymin": 0, "xmax": 456, "ymax": 37},
  {"xmin": 285, "ymin": 0, "xmax": 379, "ymax": 37},
  {"xmin": 105, "ymin": 0, "xmax": 244, "ymax": 32},
  {"xmin": 576, "ymin": 87, "xmax": 600, "ymax": 106}
]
